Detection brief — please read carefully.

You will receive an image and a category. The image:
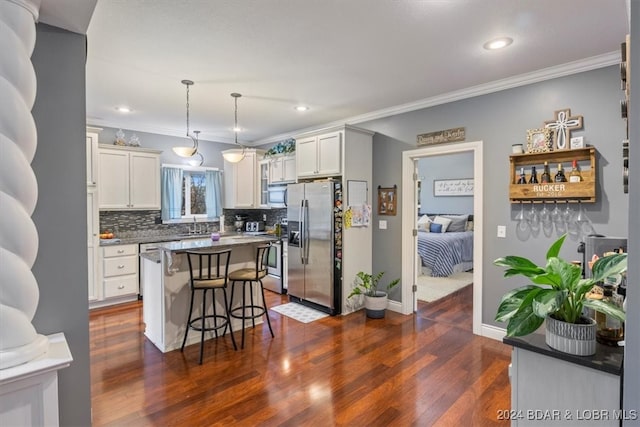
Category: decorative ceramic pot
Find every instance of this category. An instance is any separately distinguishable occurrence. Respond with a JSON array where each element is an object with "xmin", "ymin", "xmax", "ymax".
[
  {"xmin": 545, "ymin": 315, "xmax": 596, "ymax": 356},
  {"xmin": 364, "ymin": 291, "xmax": 388, "ymax": 319}
]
